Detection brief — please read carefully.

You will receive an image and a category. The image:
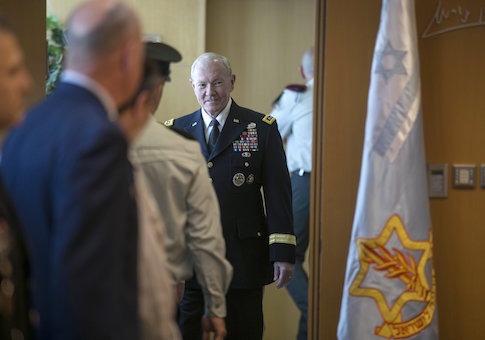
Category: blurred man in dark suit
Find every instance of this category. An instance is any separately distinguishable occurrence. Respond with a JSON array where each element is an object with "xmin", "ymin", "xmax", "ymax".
[
  {"xmin": 0, "ymin": 13, "xmax": 33, "ymax": 340},
  {"xmin": 172, "ymin": 52, "xmax": 295, "ymax": 340},
  {"xmin": 1, "ymin": 1, "xmax": 144, "ymax": 339}
]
